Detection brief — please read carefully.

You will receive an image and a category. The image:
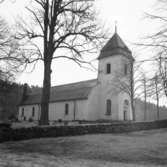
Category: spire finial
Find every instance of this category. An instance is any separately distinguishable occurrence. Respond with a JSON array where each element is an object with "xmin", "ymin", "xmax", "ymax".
[{"xmin": 115, "ymin": 21, "xmax": 117, "ymax": 33}]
